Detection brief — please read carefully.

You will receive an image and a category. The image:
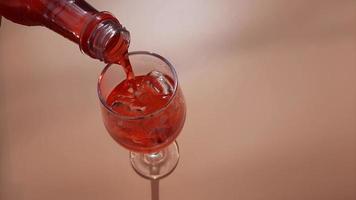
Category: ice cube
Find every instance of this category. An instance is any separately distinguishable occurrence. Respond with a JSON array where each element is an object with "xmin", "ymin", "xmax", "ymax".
[
  {"xmin": 111, "ymin": 100, "xmax": 146, "ymax": 113},
  {"xmin": 127, "ymin": 87, "xmax": 134, "ymax": 93},
  {"xmin": 111, "ymin": 100, "xmax": 130, "ymax": 110},
  {"xmin": 147, "ymin": 70, "xmax": 174, "ymax": 95}
]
